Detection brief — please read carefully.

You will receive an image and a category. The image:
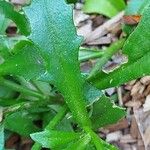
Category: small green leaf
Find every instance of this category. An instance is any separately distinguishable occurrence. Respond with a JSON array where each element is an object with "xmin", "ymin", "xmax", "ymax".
[
  {"xmin": 0, "ymin": 13, "xmax": 10, "ymax": 35},
  {"xmin": 79, "ymin": 48, "xmax": 104, "ymax": 62},
  {"xmin": 84, "ymin": 82, "xmax": 103, "ymax": 106},
  {"xmin": 0, "ymin": 42, "xmax": 46, "ymax": 80},
  {"xmin": 4, "ymin": 110, "xmax": 40, "ymax": 136},
  {"xmin": 83, "ymin": 0, "xmax": 125, "ymax": 18},
  {"xmin": 30, "ymin": 130, "xmax": 80, "ymax": 149},
  {"xmin": 0, "ymin": 123, "xmax": 4, "ymax": 150},
  {"xmin": 0, "ymin": 1, "xmax": 30, "ymax": 35},
  {"xmin": 0, "ymin": 98, "xmax": 26, "ymax": 107},
  {"xmin": 90, "ymin": 3, "xmax": 150, "ymax": 89},
  {"xmin": 91, "ymin": 96, "xmax": 126, "ymax": 129},
  {"xmin": 66, "ymin": 0, "xmax": 78, "ymax": 4},
  {"xmin": 63, "ymin": 134, "xmax": 91, "ymax": 150}
]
